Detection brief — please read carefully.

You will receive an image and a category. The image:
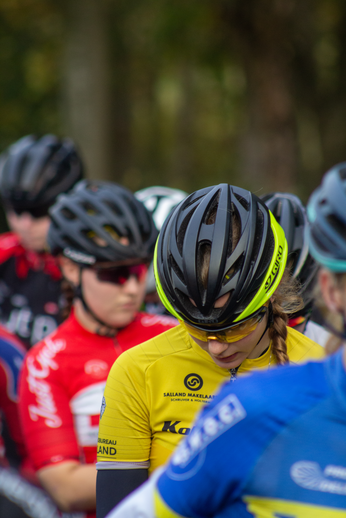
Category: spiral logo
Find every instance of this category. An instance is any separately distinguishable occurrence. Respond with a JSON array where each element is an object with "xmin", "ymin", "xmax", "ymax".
[{"xmin": 184, "ymin": 373, "xmax": 203, "ymax": 391}]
